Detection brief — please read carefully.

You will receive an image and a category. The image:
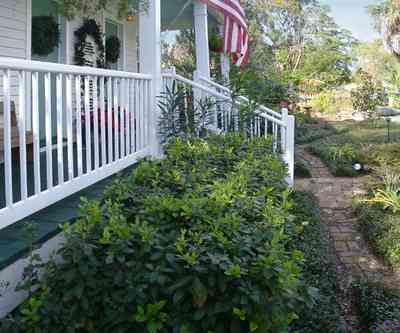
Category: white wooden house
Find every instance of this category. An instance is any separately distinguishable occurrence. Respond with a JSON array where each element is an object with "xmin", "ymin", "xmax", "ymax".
[{"xmin": 0, "ymin": 0, "xmax": 294, "ymax": 316}]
